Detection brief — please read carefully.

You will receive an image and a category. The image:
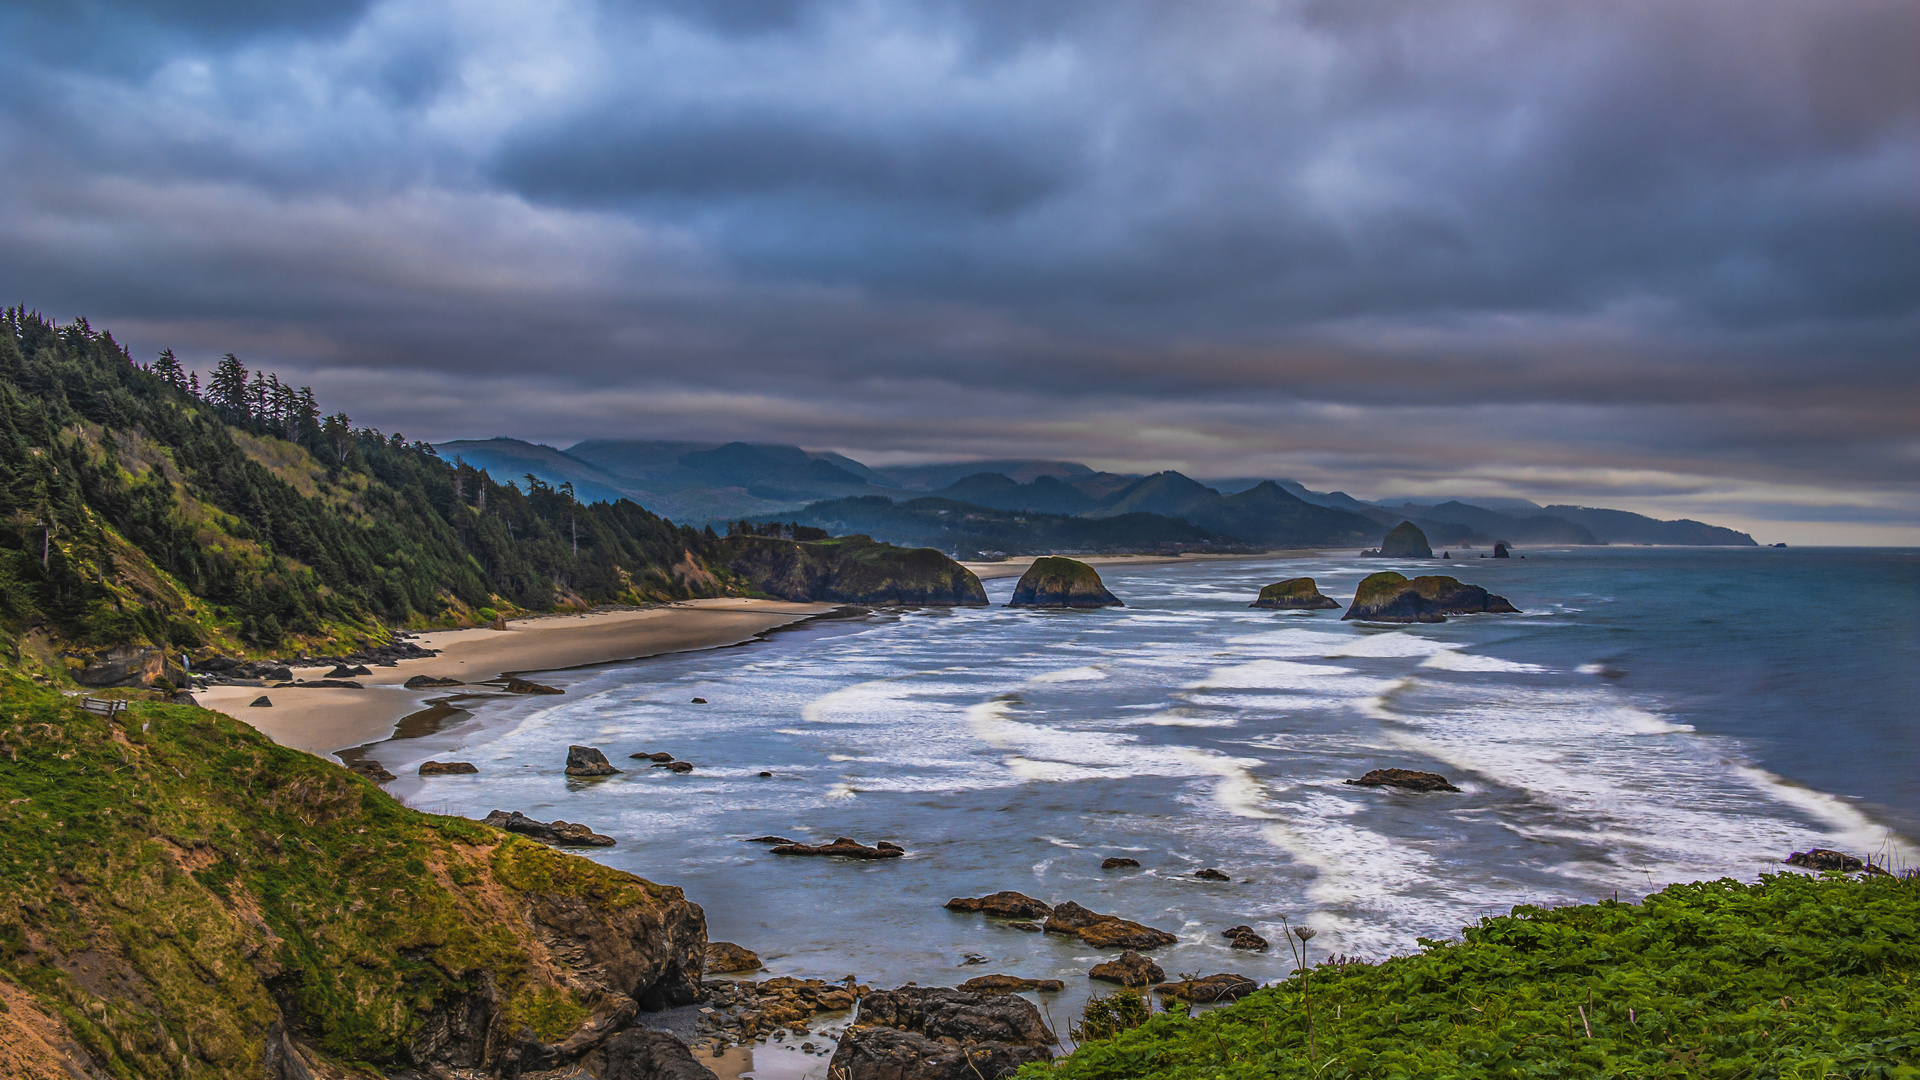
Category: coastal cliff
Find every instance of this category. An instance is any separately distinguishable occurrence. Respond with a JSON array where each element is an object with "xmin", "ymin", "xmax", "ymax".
[
  {"xmin": 0, "ymin": 680, "xmax": 706, "ymax": 1079},
  {"xmin": 1342, "ymin": 571, "xmax": 1518, "ymax": 622},
  {"xmin": 719, "ymin": 534, "xmax": 989, "ymax": 605}
]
